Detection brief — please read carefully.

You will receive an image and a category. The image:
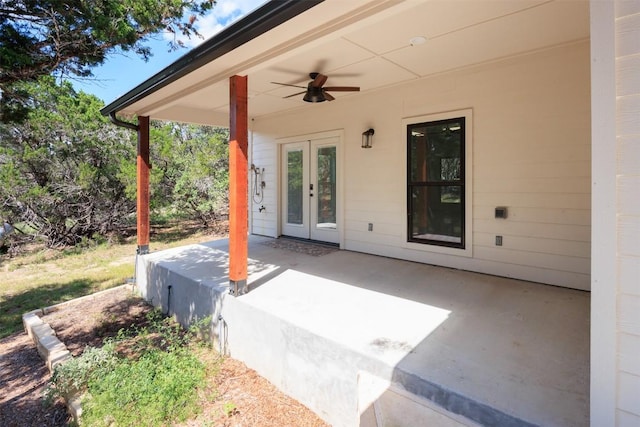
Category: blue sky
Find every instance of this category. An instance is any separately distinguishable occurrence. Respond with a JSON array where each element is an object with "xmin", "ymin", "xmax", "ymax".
[{"xmin": 70, "ymin": 0, "xmax": 266, "ymax": 103}]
